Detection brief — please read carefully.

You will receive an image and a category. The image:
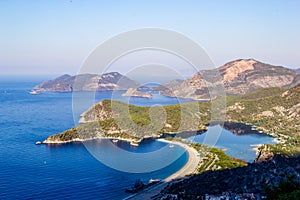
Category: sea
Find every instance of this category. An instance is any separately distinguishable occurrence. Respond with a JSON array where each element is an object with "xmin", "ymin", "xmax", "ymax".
[{"xmin": 0, "ymin": 78, "xmax": 275, "ymax": 199}]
